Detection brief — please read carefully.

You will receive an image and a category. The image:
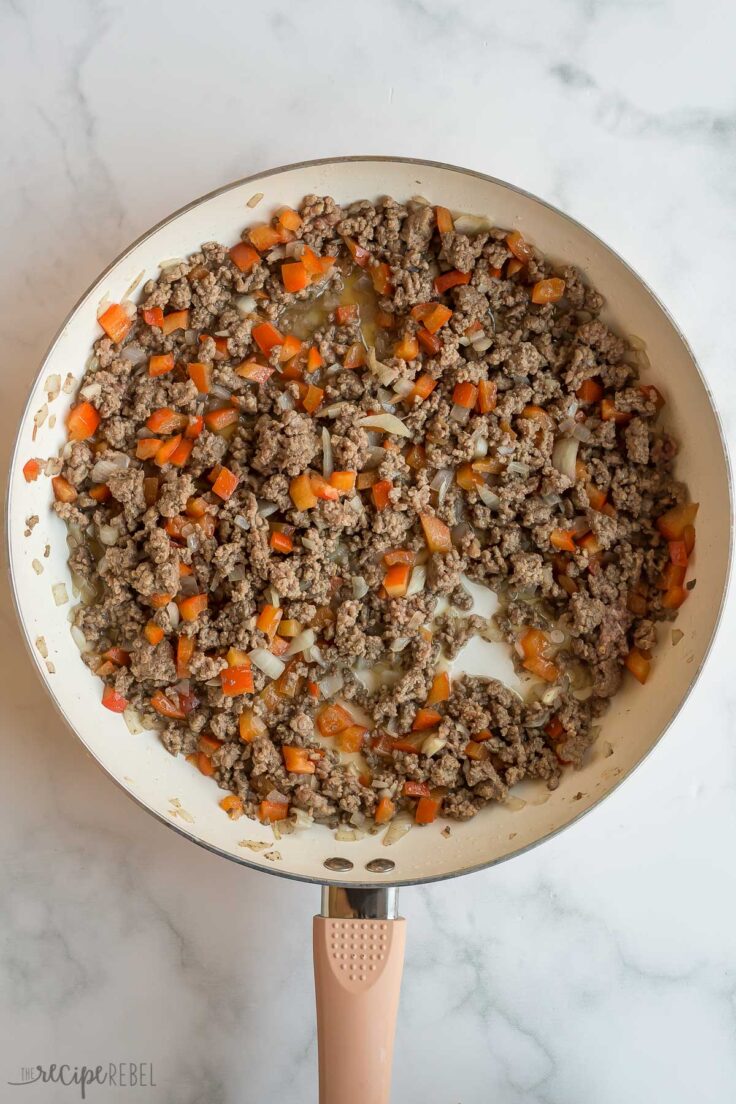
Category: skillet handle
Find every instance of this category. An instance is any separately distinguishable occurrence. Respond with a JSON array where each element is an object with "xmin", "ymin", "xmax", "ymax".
[{"xmin": 313, "ymin": 887, "xmax": 405, "ymax": 1104}]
